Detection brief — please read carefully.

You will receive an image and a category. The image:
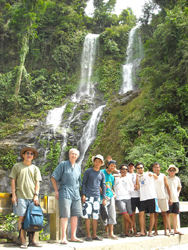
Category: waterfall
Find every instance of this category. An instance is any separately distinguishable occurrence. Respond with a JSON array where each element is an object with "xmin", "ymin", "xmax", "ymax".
[
  {"xmin": 77, "ymin": 105, "xmax": 106, "ymax": 165},
  {"xmin": 76, "ymin": 33, "xmax": 99, "ymax": 102},
  {"xmin": 119, "ymin": 26, "xmax": 144, "ymax": 94},
  {"xmin": 43, "ymin": 33, "xmax": 103, "ymax": 166},
  {"xmin": 45, "ymin": 104, "xmax": 67, "ymax": 133}
]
